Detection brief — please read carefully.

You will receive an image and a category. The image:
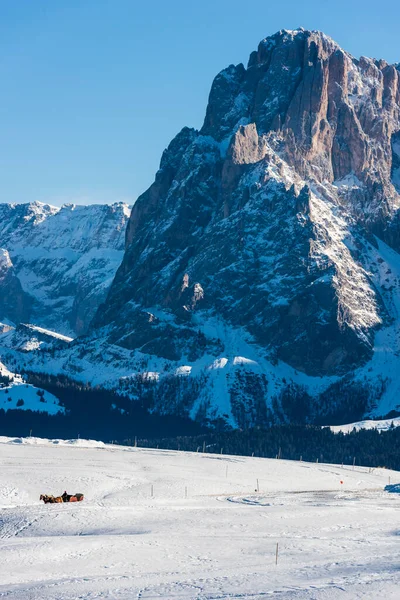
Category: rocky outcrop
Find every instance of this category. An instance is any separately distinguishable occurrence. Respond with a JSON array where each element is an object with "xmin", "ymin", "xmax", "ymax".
[
  {"xmin": 96, "ymin": 29, "xmax": 400, "ymax": 378},
  {"xmin": 204, "ymin": 30, "xmax": 400, "ymax": 224},
  {"xmin": 0, "ymin": 249, "xmax": 31, "ymax": 324}
]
